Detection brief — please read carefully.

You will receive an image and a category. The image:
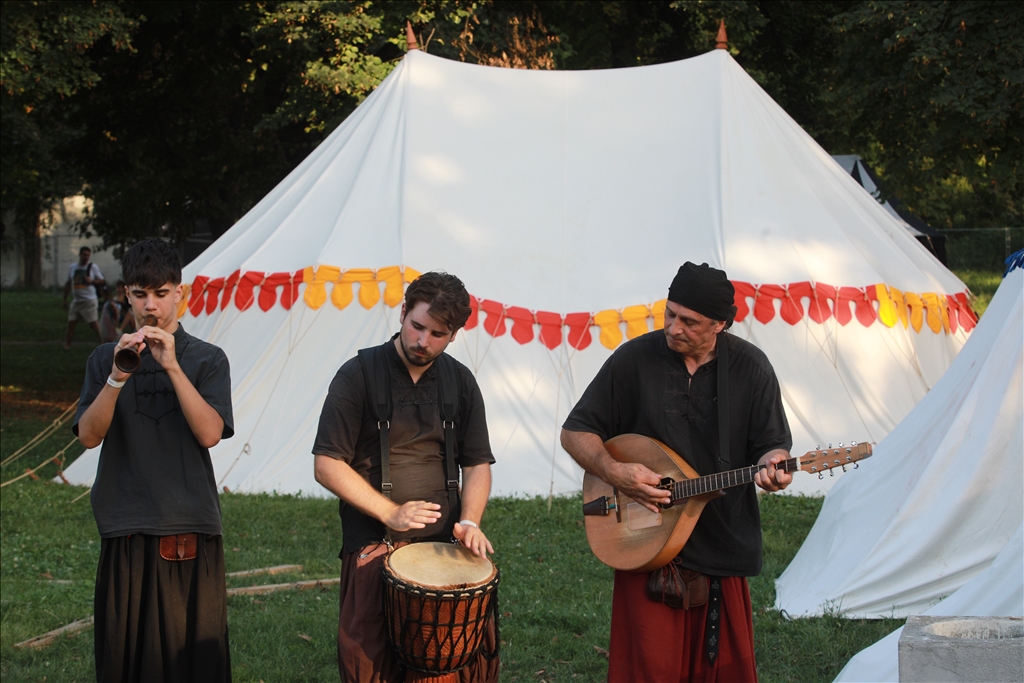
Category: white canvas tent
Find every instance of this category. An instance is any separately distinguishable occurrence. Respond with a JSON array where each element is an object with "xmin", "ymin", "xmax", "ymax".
[
  {"xmin": 65, "ymin": 49, "xmax": 974, "ymax": 498},
  {"xmin": 776, "ymin": 264, "xmax": 1023, "ymax": 619},
  {"xmin": 833, "ymin": 521, "xmax": 1024, "ymax": 682}
]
